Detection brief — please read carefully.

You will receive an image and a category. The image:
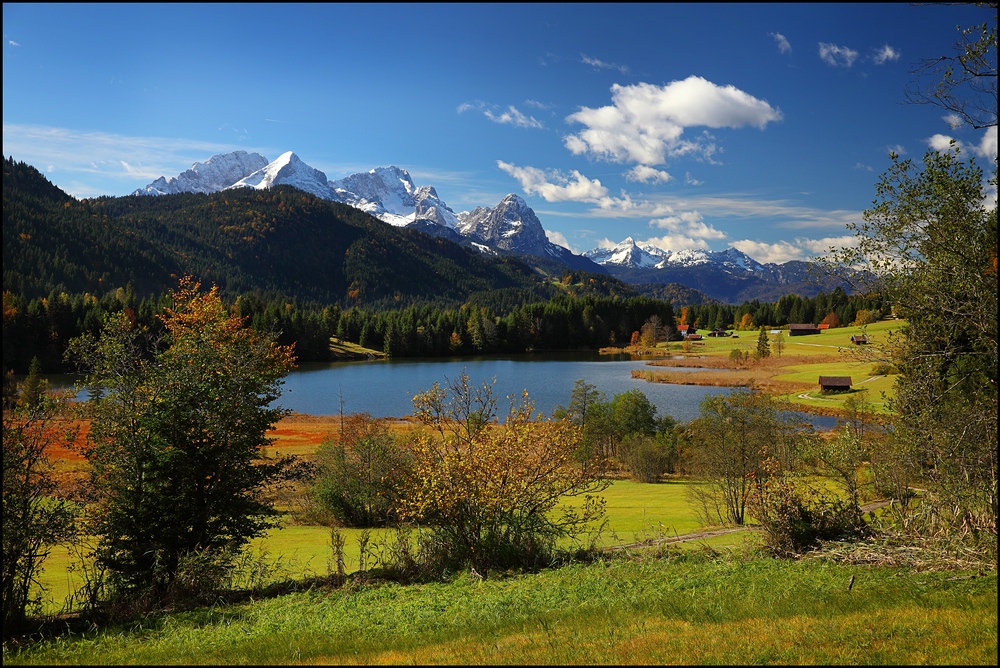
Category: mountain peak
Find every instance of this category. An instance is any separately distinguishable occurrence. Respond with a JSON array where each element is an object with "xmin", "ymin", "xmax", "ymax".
[
  {"xmin": 132, "ymin": 150, "xmax": 269, "ymax": 196},
  {"xmin": 228, "ymin": 152, "xmax": 333, "ymax": 200}
]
